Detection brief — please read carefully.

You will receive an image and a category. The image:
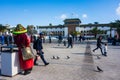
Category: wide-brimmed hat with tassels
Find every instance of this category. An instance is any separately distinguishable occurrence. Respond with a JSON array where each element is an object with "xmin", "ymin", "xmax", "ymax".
[{"xmin": 13, "ymin": 24, "xmax": 27, "ymax": 34}]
